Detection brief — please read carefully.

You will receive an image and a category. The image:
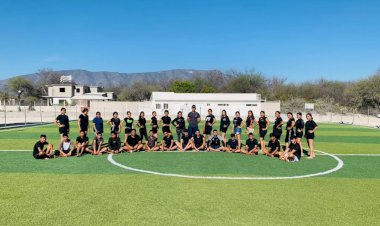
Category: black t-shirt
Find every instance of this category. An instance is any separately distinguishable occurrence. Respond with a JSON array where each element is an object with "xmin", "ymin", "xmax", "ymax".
[
  {"xmin": 181, "ymin": 135, "xmax": 190, "ymax": 145},
  {"xmin": 273, "ymin": 117, "xmax": 283, "ymax": 132},
  {"xmin": 111, "ymin": 118, "xmax": 121, "ymax": 128},
  {"xmin": 161, "ymin": 116, "xmax": 171, "ymax": 125},
  {"xmin": 108, "ymin": 137, "xmax": 121, "ymax": 150},
  {"xmin": 94, "ymin": 137, "xmax": 104, "ymax": 147},
  {"xmin": 295, "ymin": 119, "xmax": 305, "ymax": 130},
  {"xmin": 286, "ymin": 118, "xmax": 295, "ymax": 131},
  {"xmin": 172, "ymin": 117, "xmax": 185, "ymax": 129},
  {"xmin": 210, "ymin": 135, "xmax": 222, "ymax": 146},
  {"xmin": 76, "ymin": 136, "xmax": 89, "ymax": 144},
  {"xmin": 233, "ymin": 117, "xmax": 243, "ymax": 128},
  {"xmin": 227, "ymin": 139, "xmax": 238, "ymax": 149},
  {"xmin": 124, "ymin": 117, "xmax": 134, "ymax": 128},
  {"xmin": 246, "ymin": 138, "xmax": 258, "ymax": 150},
  {"xmin": 151, "ymin": 116, "xmax": 158, "ymax": 127},
  {"xmin": 127, "ymin": 135, "xmax": 141, "ymax": 146},
  {"xmin": 56, "ymin": 114, "xmax": 69, "ymax": 129},
  {"xmin": 205, "ymin": 114, "xmax": 215, "ymax": 126},
  {"xmin": 305, "ymin": 120, "xmax": 318, "ymax": 132},
  {"xmin": 79, "ymin": 114, "xmax": 89, "ymax": 129},
  {"xmin": 33, "ymin": 141, "xmax": 48, "ymax": 156},
  {"xmin": 147, "ymin": 136, "xmax": 157, "ymax": 147},
  {"xmin": 289, "ymin": 142, "xmax": 302, "ymax": 159},
  {"xmin": 258, "ymin": 116, "xmax": 267, "ymax": 130},
  {"xmin": 138, "ymin": 117, "xmax": 146, "ymax": 128},
  {"xmin": 246, "ymin": 116, "xmax": 255, "ymax": 128},
  {"xmin": 268, "ymin": 140, "xmax": 280, "ymax": 152},
  {"xmin": 193, "ymin": 135, "xmax": 204, "ymax": 146},
  {"xmin": 163, "ymin": 135, "xmax": 174, "ymax": 146},
  {"xmin": 220, "ymin": 116, "xmax": 230, "ymax": 128}
]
